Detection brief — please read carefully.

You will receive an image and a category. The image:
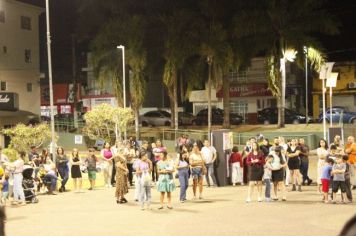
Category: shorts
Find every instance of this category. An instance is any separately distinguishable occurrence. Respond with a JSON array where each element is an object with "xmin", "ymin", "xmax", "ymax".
[
  {"xmin": 321, "ymin": 179, "xmax": 330, "ymax": 193},
  {"xmin": 332, "ymin": 180, "xmax": 346, "ymax": 193},
  {"xmin": 88, "ymin": 171, "xmax": 97, "ymax": 180},
  {"xmin": 191, "ymin": 167, "xmax": 202, "ymax": 180},
  {"xmin": 2, "ymin": 191, "xmax": 8, "ymax": 199}
]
